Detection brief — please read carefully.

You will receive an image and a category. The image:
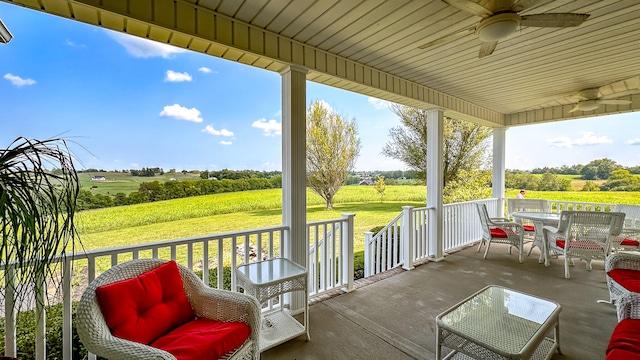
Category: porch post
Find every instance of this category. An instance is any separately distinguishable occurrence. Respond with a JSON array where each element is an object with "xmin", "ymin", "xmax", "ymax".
[
  {"xmin": 427, "ymin": 109, "xmax": 444, "ymax": 261},
  {"xmin": 280, "ymin": 65, "xmax": 307, "ymax": 312},
  {"xmin": 492, "ymin": 127, "xmax": 507, "ymax": 217}
]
